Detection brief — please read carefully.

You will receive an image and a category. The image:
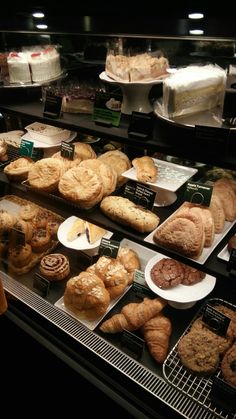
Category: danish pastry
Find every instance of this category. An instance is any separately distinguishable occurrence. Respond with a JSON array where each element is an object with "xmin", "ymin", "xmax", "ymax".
[{"xmin": 39, "ymin": 253, "xmax": 70, "ymax": 281}]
